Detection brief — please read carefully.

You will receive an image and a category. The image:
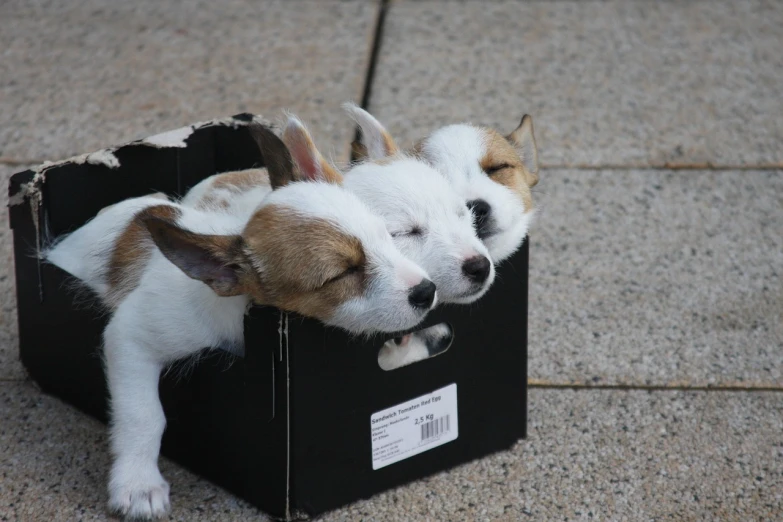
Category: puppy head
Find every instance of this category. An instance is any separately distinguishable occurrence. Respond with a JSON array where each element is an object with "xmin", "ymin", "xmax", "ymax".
[
  {"xmin": 145, "ymin": 117, "xmax": 437, "ymax": 334},
  {"xmin": 344, "ymin": 104, "xmax": 495, "ymax": 304},
  {"xmin": 412, "ymin": 115, "xmax": 539, "ymax": 263}
]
